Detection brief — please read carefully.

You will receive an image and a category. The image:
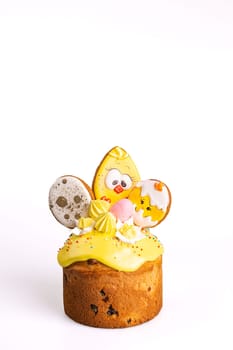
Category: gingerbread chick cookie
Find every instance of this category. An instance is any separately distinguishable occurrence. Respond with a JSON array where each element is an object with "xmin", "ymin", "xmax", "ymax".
[
  {"xmin": 49, "ymin": 175, "xmax": 94, "ymax": 228},
  {"xmin": 92, "ymin": 146, "xmax": 140, "ymax": 204},
  {"xmin": 128, "ymin": 179, "xmax": 171, "ymax": 228}
]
